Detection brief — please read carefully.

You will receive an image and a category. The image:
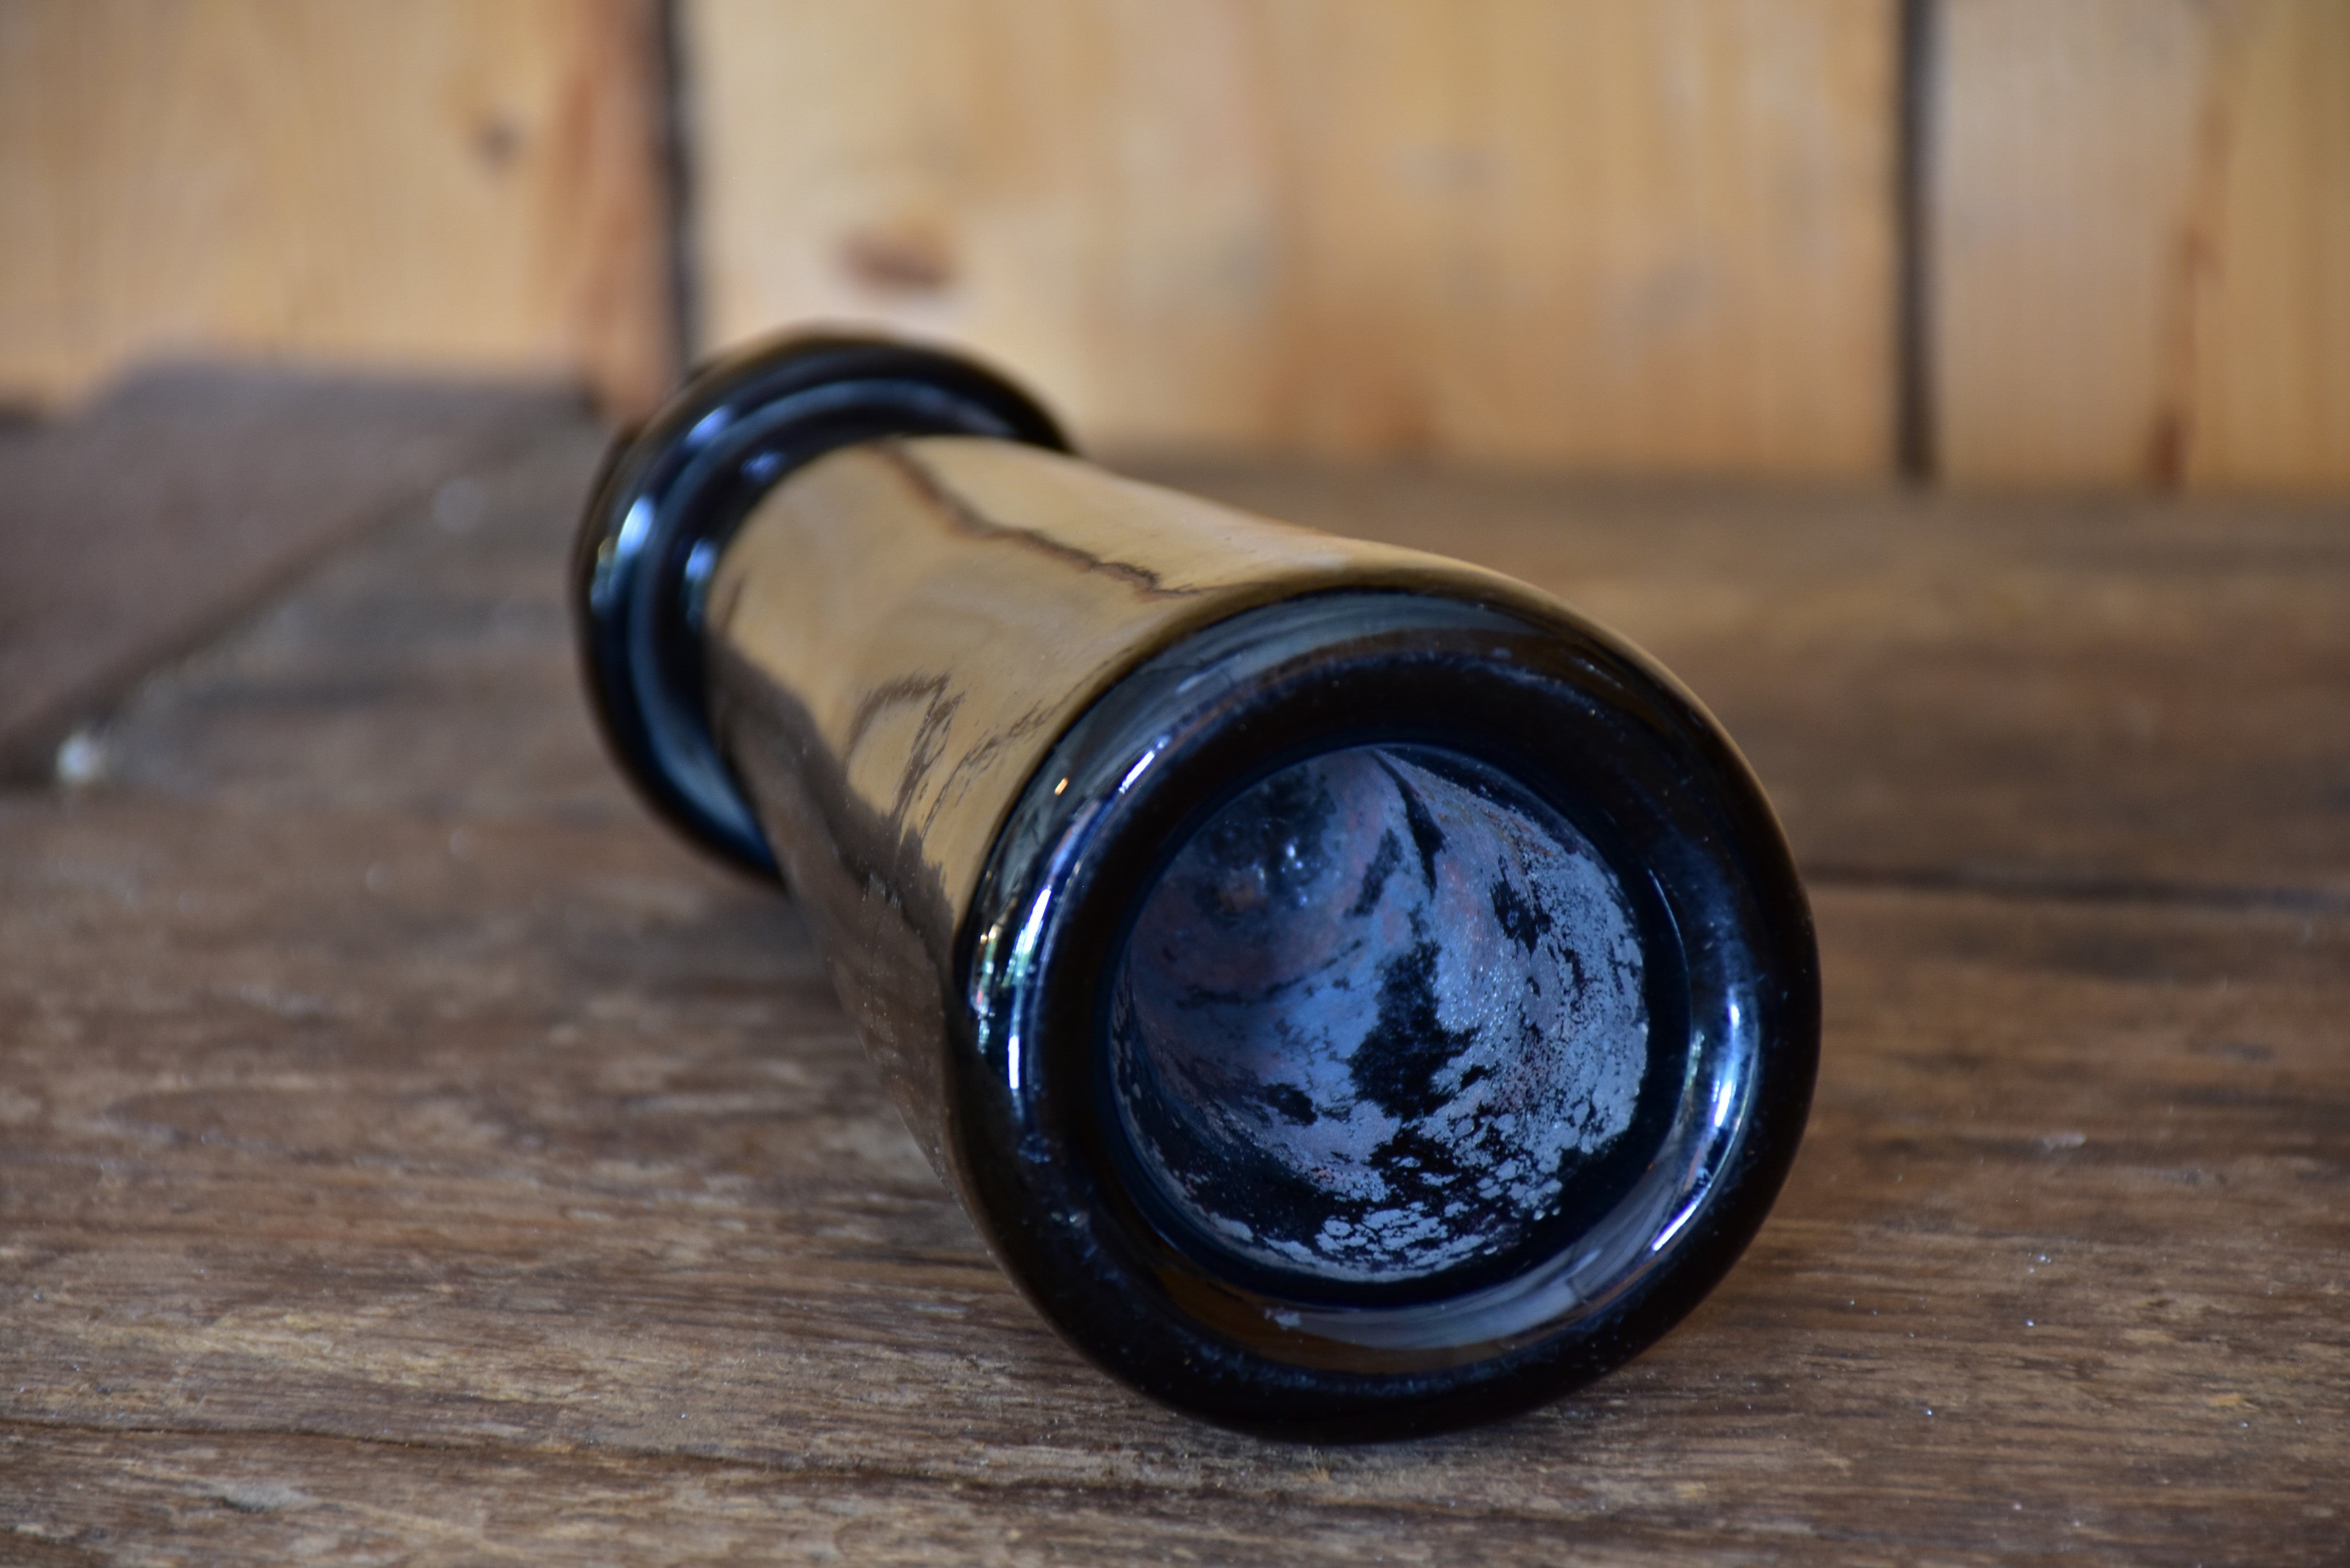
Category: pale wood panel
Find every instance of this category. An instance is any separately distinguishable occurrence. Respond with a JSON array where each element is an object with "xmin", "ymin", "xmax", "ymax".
[
  {"xmin": 0, "ymin": 0, "xmax": 674, "ymax": 415},
  {"xmin": 2189, "ymin": 0, "xmax": 2350, "ymax": 489},
  {"xmin": 1931, "ymin": 0, "xmax": 2350, "ymax": 491},
  {"xmin": 682, "ymin": 0, "xmax": 1897, "ymax": 473}
]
